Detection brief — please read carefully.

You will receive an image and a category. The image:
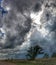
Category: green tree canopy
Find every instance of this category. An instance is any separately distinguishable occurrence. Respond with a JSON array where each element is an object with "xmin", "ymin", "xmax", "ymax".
[
  {"xmin": 52, "ymin": 52, "xmax": 56, "ymax": 57},
  {"xmin": 26, "ymin": 45, "xmax": 44, "ymax": 60}
]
